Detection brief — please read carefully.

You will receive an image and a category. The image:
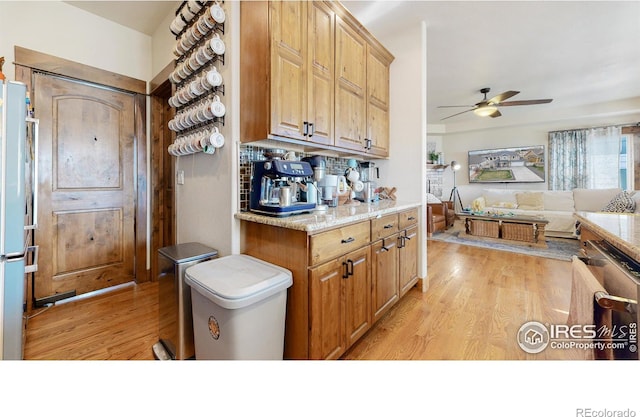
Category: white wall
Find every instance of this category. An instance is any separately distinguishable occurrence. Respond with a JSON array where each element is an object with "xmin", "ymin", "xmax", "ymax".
[
  {"xmin": 174, "ymin": 2, "xmax": 238, "ymax": 257},
  {"xmin": 374, "ymin": 22, "xmax": 428, "ymax": 285},
  {"xmin": 0, "ymin": 1, "xmax": 152, "ymax": 82},
  {"xmin": 151, "ymin": 8, "xmax": 178, "ymax": 78}
]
